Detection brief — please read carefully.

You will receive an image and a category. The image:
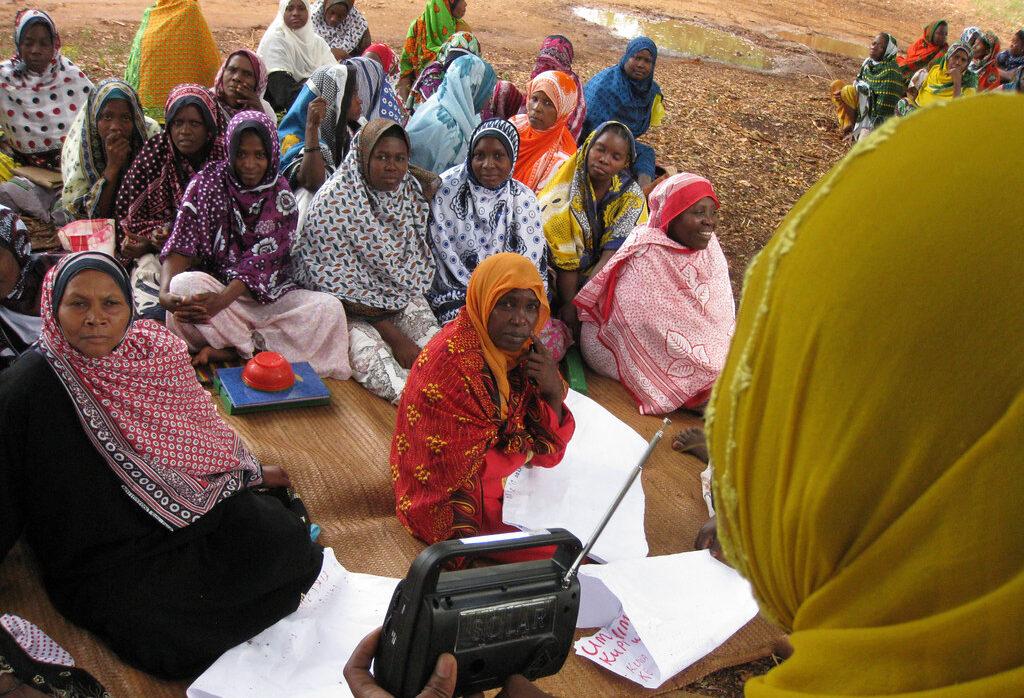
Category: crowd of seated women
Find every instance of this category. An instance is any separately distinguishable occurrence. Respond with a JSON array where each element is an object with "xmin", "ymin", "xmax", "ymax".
[
  {"xmin": 829, "ymin": 20, "xmax": 1024, "ymax": 140},
  {"xmin": 0, "ymin": 0, "xmax": 695, "ymax": 407},
  {"xmin": 1, "ymin": 2, "xmax": 1020, "ymax": 695}
]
